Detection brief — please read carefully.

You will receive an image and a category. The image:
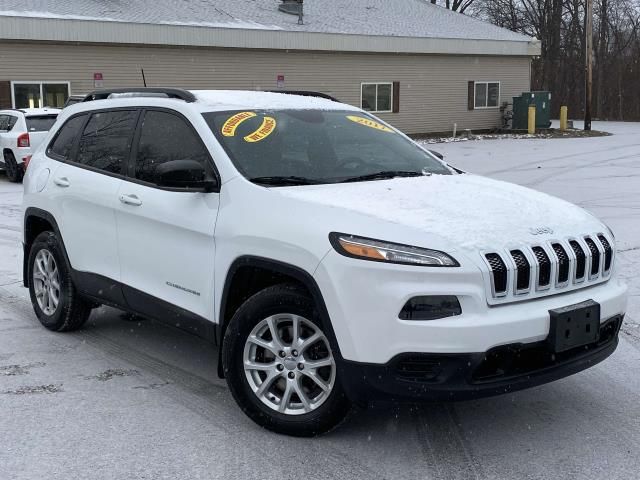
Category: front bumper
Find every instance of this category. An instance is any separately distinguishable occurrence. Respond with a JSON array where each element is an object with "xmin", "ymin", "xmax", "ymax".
[
  {"xmin": 315, "ymin": 250, "xmax": 628, "ymax": 363},
  {"xmin": 340, "ymin": 315, "xmax": 622, "ymax": 403}
]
